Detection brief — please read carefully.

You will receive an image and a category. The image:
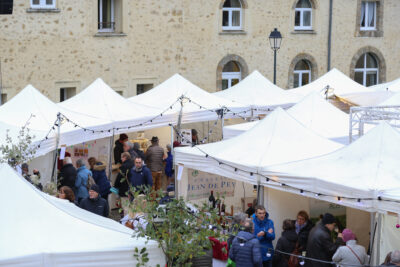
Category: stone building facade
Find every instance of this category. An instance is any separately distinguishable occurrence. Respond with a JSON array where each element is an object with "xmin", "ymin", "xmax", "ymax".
[{"xmin": 0, "ymin": 0, "xmax": 399, "ymax": 103}]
